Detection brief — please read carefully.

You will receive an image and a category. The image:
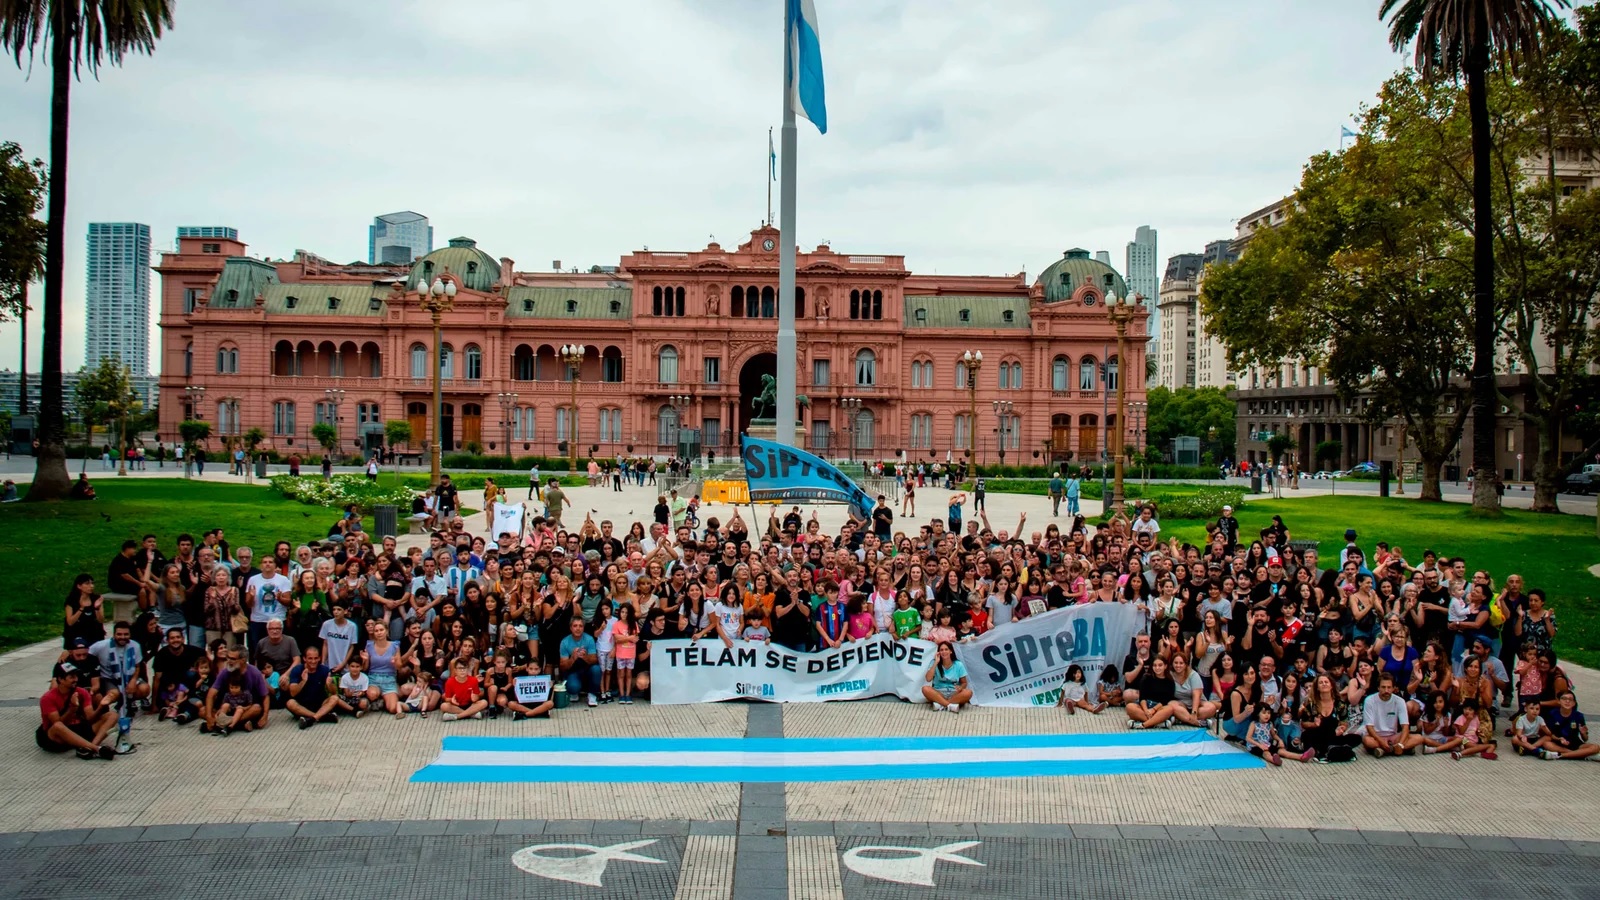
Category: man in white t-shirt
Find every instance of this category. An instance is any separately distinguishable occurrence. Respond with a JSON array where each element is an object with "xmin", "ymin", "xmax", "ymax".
[
  {"xmin": 1361, "ymin": 672, "xmax": 1414, "ymax": 757},
  {"xmin": 318, "ymin": 601, "xmax": 362, "ymax": 672},
  {"xmin": 244, "ymin": 558, "xmax": 292, "ymax": 656}
]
